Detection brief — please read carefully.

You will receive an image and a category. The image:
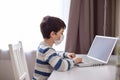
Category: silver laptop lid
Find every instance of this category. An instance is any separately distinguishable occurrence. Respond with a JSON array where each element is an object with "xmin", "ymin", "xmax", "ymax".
[{"xmin": 87, "ymin": 35, "xmax": 118, "ymax": 63}]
